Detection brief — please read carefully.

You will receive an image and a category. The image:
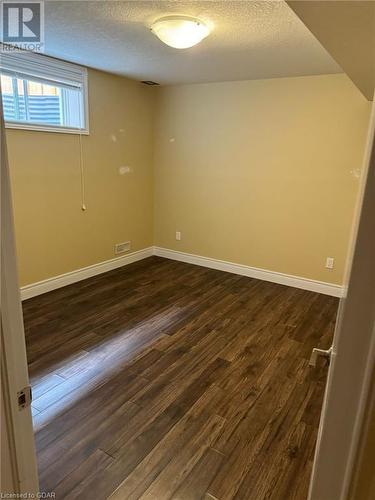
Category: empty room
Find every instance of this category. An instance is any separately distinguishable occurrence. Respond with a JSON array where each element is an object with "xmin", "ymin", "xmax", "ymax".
[{"xmin": 1, "ymin": 1, "xmax": 375, "ymax": 500}]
